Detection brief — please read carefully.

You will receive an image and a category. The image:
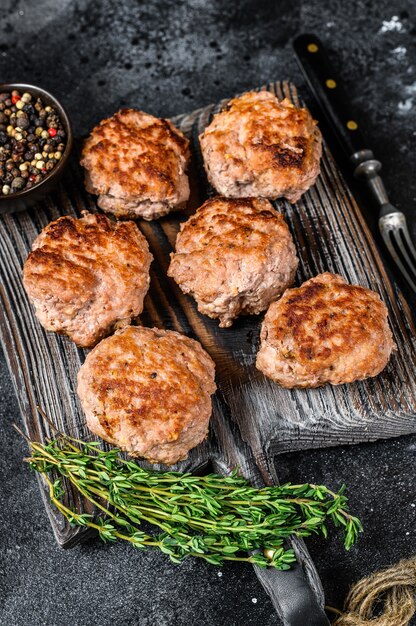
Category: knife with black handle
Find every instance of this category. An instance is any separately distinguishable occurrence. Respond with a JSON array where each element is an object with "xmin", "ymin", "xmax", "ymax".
[{"xmin": 293, "ymin": 33, "xmax": 416, "ymax": 294}]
